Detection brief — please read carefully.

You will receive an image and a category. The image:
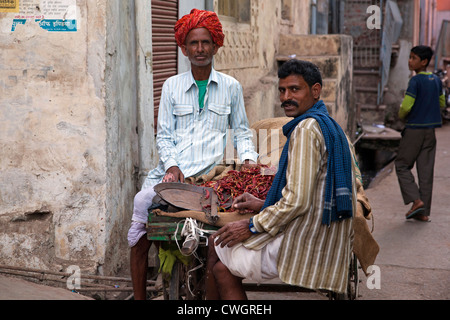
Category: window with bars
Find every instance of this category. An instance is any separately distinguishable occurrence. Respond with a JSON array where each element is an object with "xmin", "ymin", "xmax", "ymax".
[{"xmin": 218, "ymin": 0, "xmax": 251, "ymax": 23}]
